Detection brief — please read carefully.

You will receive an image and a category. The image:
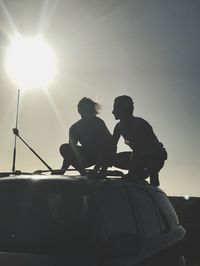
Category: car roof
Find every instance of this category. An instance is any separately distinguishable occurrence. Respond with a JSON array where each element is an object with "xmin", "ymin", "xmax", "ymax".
[
  {"xmin": 0, "ymin": 172, "xmax": 163, "ymax": 193},
  {"xmin": 0, "ymin": 173, "xmax": 87, "ymax": 182}
]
